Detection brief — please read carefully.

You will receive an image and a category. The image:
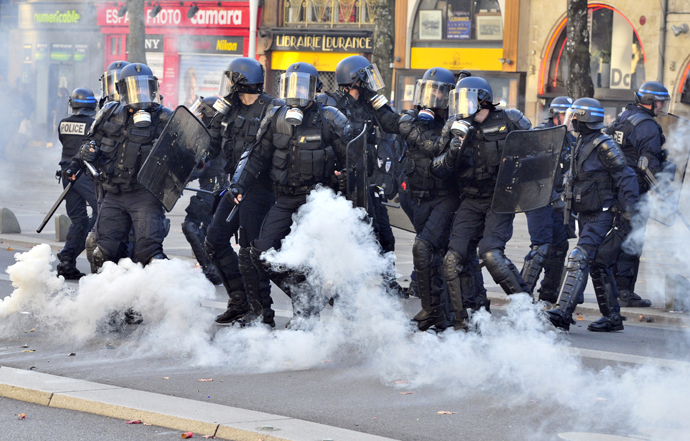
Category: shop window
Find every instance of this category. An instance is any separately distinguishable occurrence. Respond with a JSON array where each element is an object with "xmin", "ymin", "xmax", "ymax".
[
  {"xmin": 412, "ymin": 0, "xmax": 502, "ymax": 42},
  {"xmin": 543, "ymin": 5, "xmax": 645, "ymax": 95},
  {"xmin": 272, "ymin": 70, "xmax": 338, "ymax": 95},
  {"xmin": 284, "ymin": 0, "xmax": 373, "ymax": 26}
]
